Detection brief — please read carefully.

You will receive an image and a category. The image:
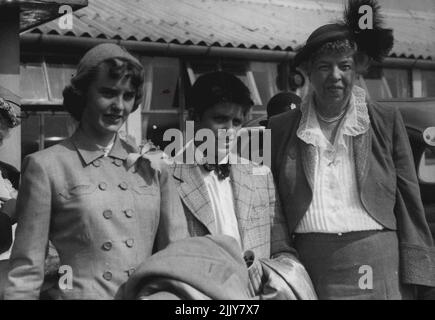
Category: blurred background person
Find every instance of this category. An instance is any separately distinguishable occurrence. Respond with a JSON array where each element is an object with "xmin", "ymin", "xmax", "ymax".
[
  {"xmin": 0, "ymin": 86, "xmax": 20, "ymax": 298},
  {"xmin": 259, "ymin": 91, "xmax": 301, "ymax": 127}
]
